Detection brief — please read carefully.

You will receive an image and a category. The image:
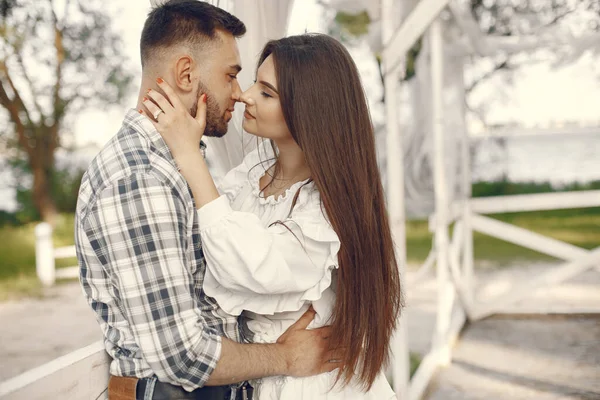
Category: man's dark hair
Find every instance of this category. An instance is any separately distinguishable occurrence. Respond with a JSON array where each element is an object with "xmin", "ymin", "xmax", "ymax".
[{"xmin": 140, "ymin": 0, "xmax": 246, "ymax": 68}]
